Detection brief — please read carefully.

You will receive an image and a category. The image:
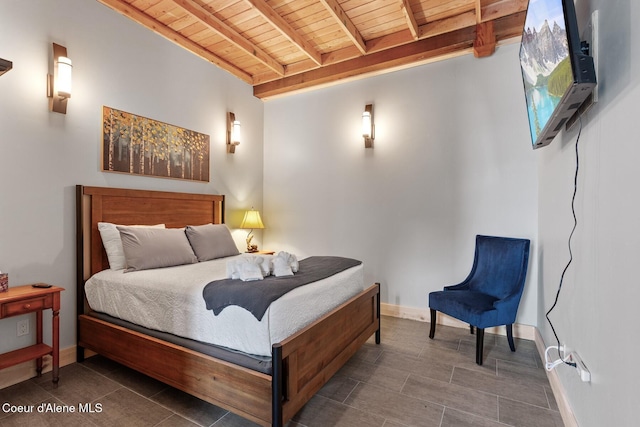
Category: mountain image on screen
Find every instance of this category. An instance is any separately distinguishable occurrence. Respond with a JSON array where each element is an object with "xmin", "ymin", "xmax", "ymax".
[{"xmin": 519, "ymin": 17, "xmax": 571, "ymax": 140}]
